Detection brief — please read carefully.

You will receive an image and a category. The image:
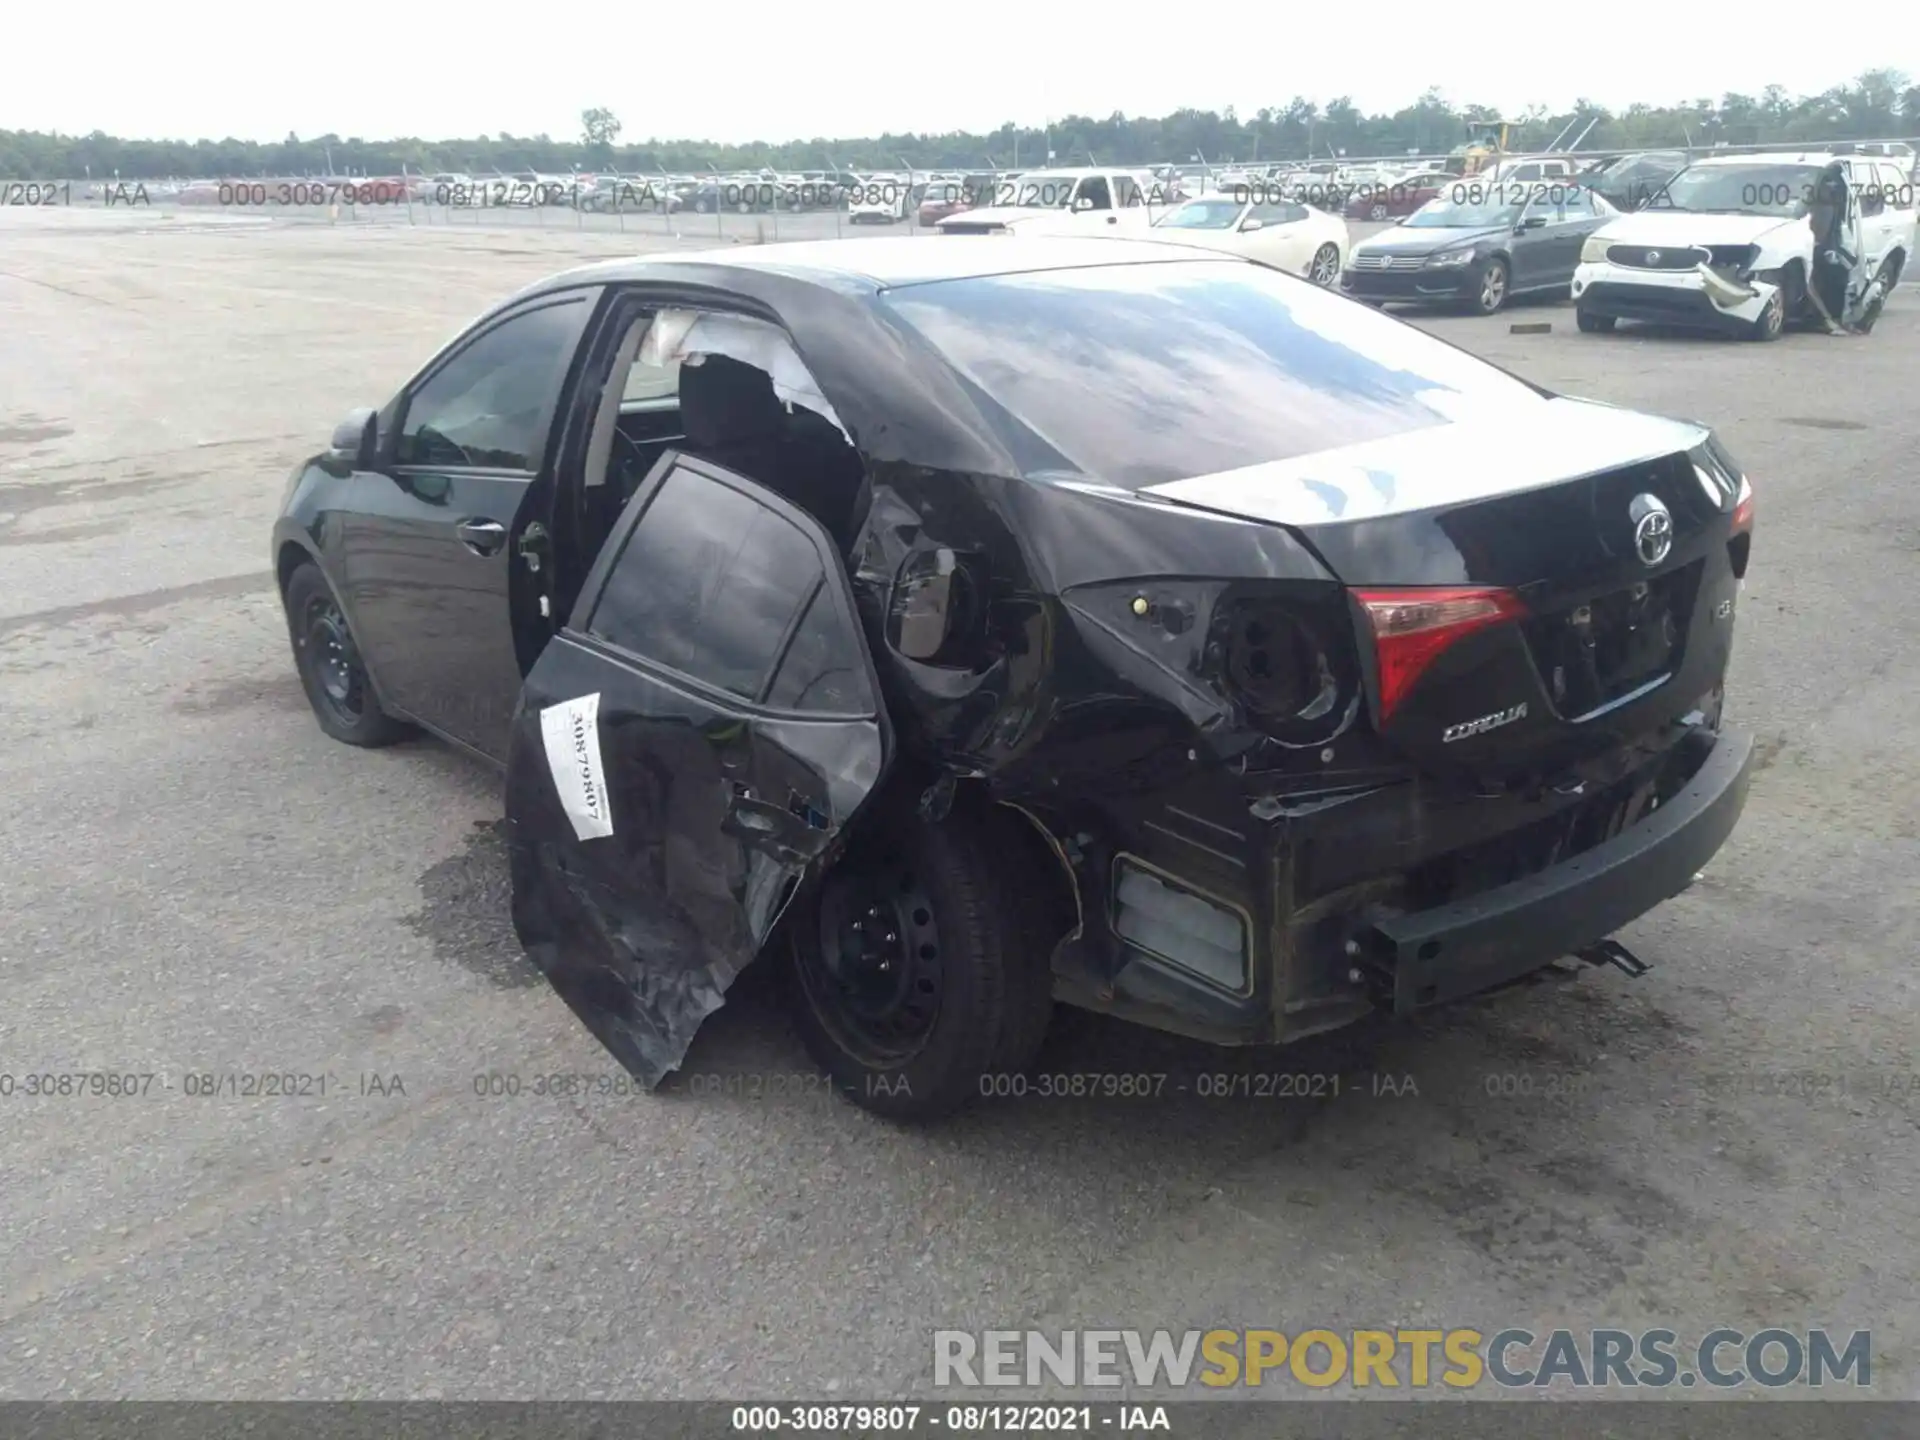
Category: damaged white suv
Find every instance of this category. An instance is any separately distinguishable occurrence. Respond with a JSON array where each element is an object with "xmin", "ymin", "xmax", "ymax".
[{"xmin": 1571, "ymin": 151, "xmax": 1916, "ymax": 339}]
